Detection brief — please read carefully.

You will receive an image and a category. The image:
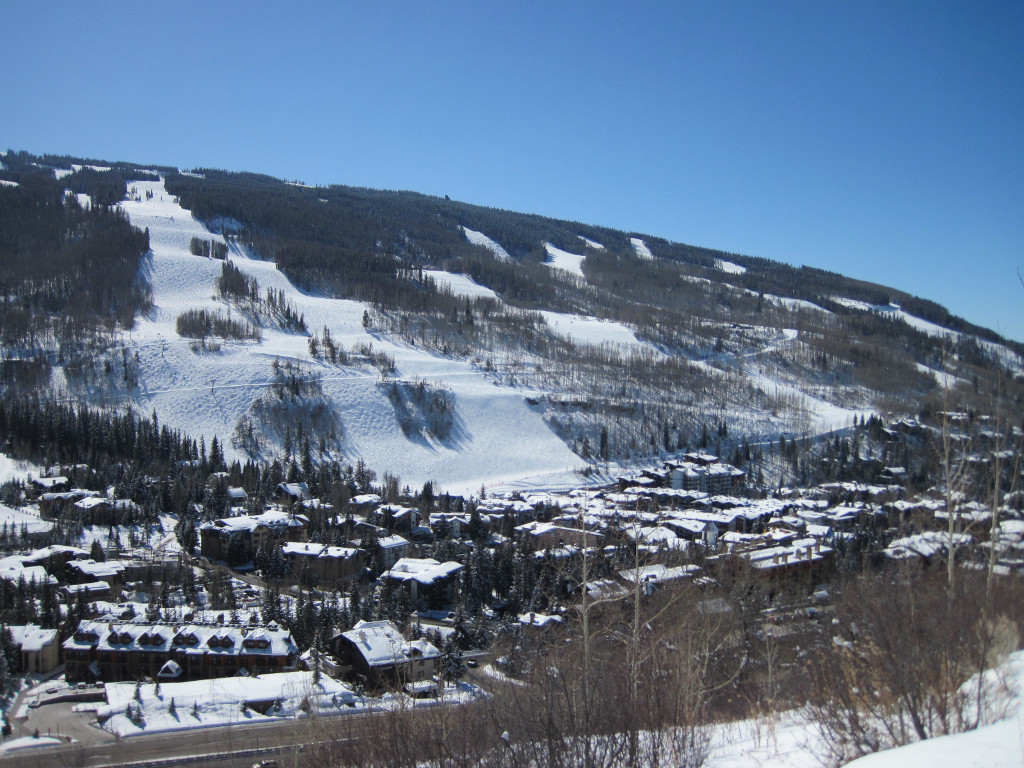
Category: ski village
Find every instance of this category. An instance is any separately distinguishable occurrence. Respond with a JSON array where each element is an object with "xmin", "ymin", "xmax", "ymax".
[{"xmin": 0, "ymin": 153, "xmax": 1023, "ymax": 768}]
